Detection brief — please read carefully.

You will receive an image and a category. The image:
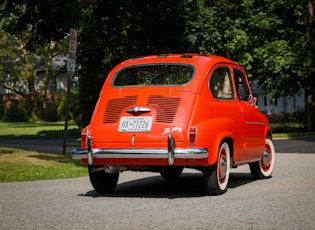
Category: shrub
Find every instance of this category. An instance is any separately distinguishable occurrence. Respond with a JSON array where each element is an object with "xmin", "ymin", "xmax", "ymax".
[
  {"xmin": 4, "ymin": 100, "xmax": 29, "ymax": 122},
  {"xmin": 42, "ymin": 103, "xmax": 59, "ymax": 122},
  {"xmin": 37, "ymin": 128, "xmax": 80, "ymax": 137},
  {"xmin": 0, "ymin": 100, "xmax": 5, "ymax": 121},
  {"xmin": 57, "ymin": 90, "xmax": 80, "ymax": 124},
  {"xmin": 270, "ymin": 111, "xmax": 306, "ymax": 133}
]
